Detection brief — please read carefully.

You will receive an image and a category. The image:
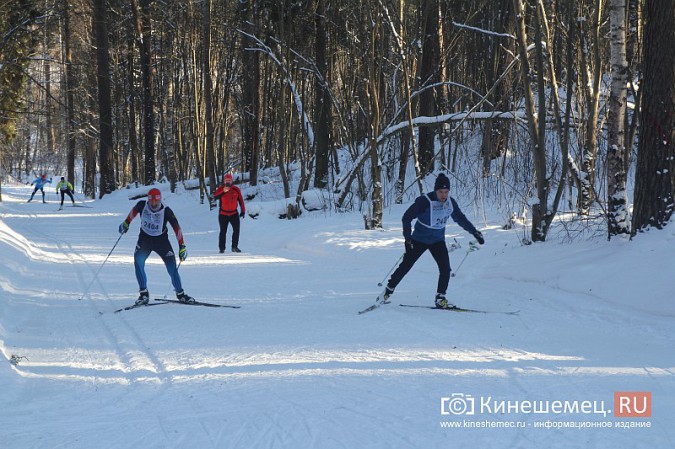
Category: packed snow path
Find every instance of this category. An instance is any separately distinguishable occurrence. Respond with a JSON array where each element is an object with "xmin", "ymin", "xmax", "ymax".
[{"xmin": 1, "ymin": 184, "xmax": 673, "ymax": 448}]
